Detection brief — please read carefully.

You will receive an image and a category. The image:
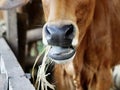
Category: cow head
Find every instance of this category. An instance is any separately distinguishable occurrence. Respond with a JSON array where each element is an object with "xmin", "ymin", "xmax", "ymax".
[{"xmin": 42, "ymin": 0, "xmax": 96, "ymax": 63}]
